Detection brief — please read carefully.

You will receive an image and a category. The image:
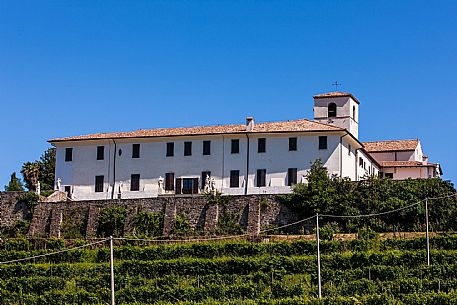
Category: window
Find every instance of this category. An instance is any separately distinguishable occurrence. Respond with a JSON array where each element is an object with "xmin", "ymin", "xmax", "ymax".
[
  {"xmin": 385, "ymin": 173, "xmax": 394, "ymax": 179},
  {"xmin": 166, "ymin": 143, "xmax": 174, "ymax": 157},
  {"xmin": 97, "ymin": 146, "xmax": 104, "ymax": 160},
  {"xmin": 130, "ymin": 174, "xmax": 140, "ymax": 191},
  {"xmin": 184, "ymin": 142, "xmax": 192, "ymax": 156},
  {"xmin": 230, "ymin": 170, "xmax": 240, "ymax": 188},
  {"xmin": 359, "ymin": 157, "xmax": 363, "ymax": 167},
  {"xmin": 65, "ymin": 148, "xmax": 73, "ymax": 162},
  {"xmin": 175, "ymin": 178, "xmax": 182, "ymax": 194},
  {"xmin": 348, "ymin": 145, "xmax": 351, "ymax": 156},
  {"xmin": 95, "ymin": 175, "xmax": 104, "ymax": 192},
  {"xmin": 289, "ymin": 137, "xmax": 297, "ymax": 151},
  {"xmin": 288, "ymin": 168, "xmax": 297, "ymax": 186},
  {"xmin": 182, "ymin": 178, "xmax": 199, "ymax": 194},
  {"xmin": 132, "ymin": 144, "xmax": 140, "ymax": 158},
  {"xmin": 353, "ymin": 106, "xmax": 356, "ymax": 121},
  {"xmin": 231, "ymin": 139, "xmax": 239, "ymax": 154},
  {"xmin": 201, "ymin": 171, "xmax": 211, "ymax": 189},
  {"xmin": 256, "ymin": 169, "xmax": 266, "ymax": 187},
  {"xmin": 258, "ymin": 138, "xmax": 266, "ymax": 153},
  {"xmin": 328, "ymin": 103, "xmax": 337, "ymax": 117},
  {"xmin": 203, "ymin": 141, "xmax": 211, "ymax": 155},
  {"xmin": 318, "ymin": 136, "xmax": 327, "ymax": 150},
  {"xmin": 165, "ymin": 173, "xmax": 174, "ymax": 191}
]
